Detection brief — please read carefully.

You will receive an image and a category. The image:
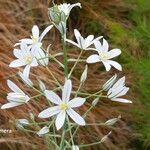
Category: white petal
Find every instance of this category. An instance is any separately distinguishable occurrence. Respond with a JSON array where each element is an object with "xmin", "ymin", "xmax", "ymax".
[
  {"xmin": 107, "ymin": 60, "xmax": 122, "ymax": 71},
  {"xmin": 84, "ymin": 35, "xmax": 94, "ymax": 48},
  {"xmin": 9, "ymin": 59, "xmax": 26, "ymax": 67},
  {"xmin": 44, "ymin": 90, "xmax": 62, "ymax": 104},
  {"xmin": 55, "ymin": 111, "xmax": 66, "ymax": 130},
  {"xmin": 112, "ymin": 76, "xmax": 125, "ymax": 89},
  {"xmin": 18, "ymin": 119, "xmax": 29, "ymax": 125},
  {"xmin": 20, "ymin": 39, "xmax": 33, "ymax": 45},
  {"xmin": 32, "ymin": 25, "xmax": 39, "ymax": 38},
  {"xmin": 65, "ymin": 39, "xmax": 79, "ymax": 48},
  {"xmin": 102, "ymin": 39, "xmax": 109, "ymax": 52},
  {"xmin": 102, "ymin": 74, "xmax": 117, "ymax": 91},
  {"xmin": 39, "ymin": 25, "xmax": 53, "ymax": 41},
  {"xmin": 68, "ymin": 98, "xmax": 85, "ymax": 108},
  {"xmin": 86, "ymin": 54, "xmax": 100, "ymax": 63},
  {"xmin": 20, "ymin": 42, "xmax": 28, "ymax": 52},
  {"xmin": 23, "ymin": 65, "xmax": 31, "ymax": 78},
  {"xmin": 102, "ymin": 61, "xmax": 111, "ymax": 71},
  {"xmin": 38, "ymin": 106, "xmax": 60, "ymax": 118},
  {"xmin": 1, "ymin": 102, "xmax": 21, "ymax": 109},
  {"xmin": 62, "ymin": 80, "xmax": 72, "ymax": 102},
  {"xmin": 67, "ymin": 108, "xmax": 85, "ymax": 126},
  {"xmin": 7, "ymin": 80, "xmax": 24, "ymax": 93},
  {"xmin": 69, "ymin": 3, "xmax": 81, "ymax": 13},
  {"xmin": 74, "ymin": 29, "xmax": 82, "ymax": 45},
  {"xmin": 94, "ymin": 40, "xmax": 102, "ymax": 51},
  {"xmin": 18, "ymin": 71, "xmax": 33, "ymax": 86},
  {"xmin": 72, "ymin": 145, "xmax": 79, "ymax": 150},
  {"xmin": 108, "ymin": 49, "xmax": 121, "ymax": 59},
  {"xmin": 111, "ymin": 98, "xmax": 132, "ymax": 103},
  {"xmin": 30, "ymin": 58, "xmax": 38, "ymax": 67},
  {"xmin": 13, "ymin": 49, "xmax": 22, "ymax": 58}
]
